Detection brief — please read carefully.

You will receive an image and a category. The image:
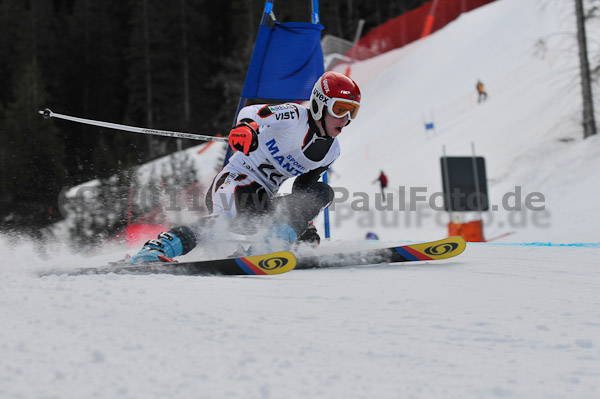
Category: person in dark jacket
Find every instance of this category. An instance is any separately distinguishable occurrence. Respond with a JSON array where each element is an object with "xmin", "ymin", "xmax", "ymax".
[{"xmin": 374, "ymin": 171, "xmax": 388, "ymax": 198}]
